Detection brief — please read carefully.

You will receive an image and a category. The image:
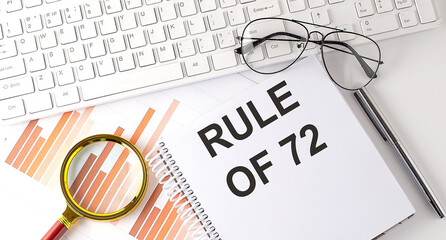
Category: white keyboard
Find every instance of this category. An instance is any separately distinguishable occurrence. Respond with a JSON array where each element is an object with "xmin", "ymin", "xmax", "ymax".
[{"xmin": 0, "ymin": 0, "xmax": 441, "ymax": 124}]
